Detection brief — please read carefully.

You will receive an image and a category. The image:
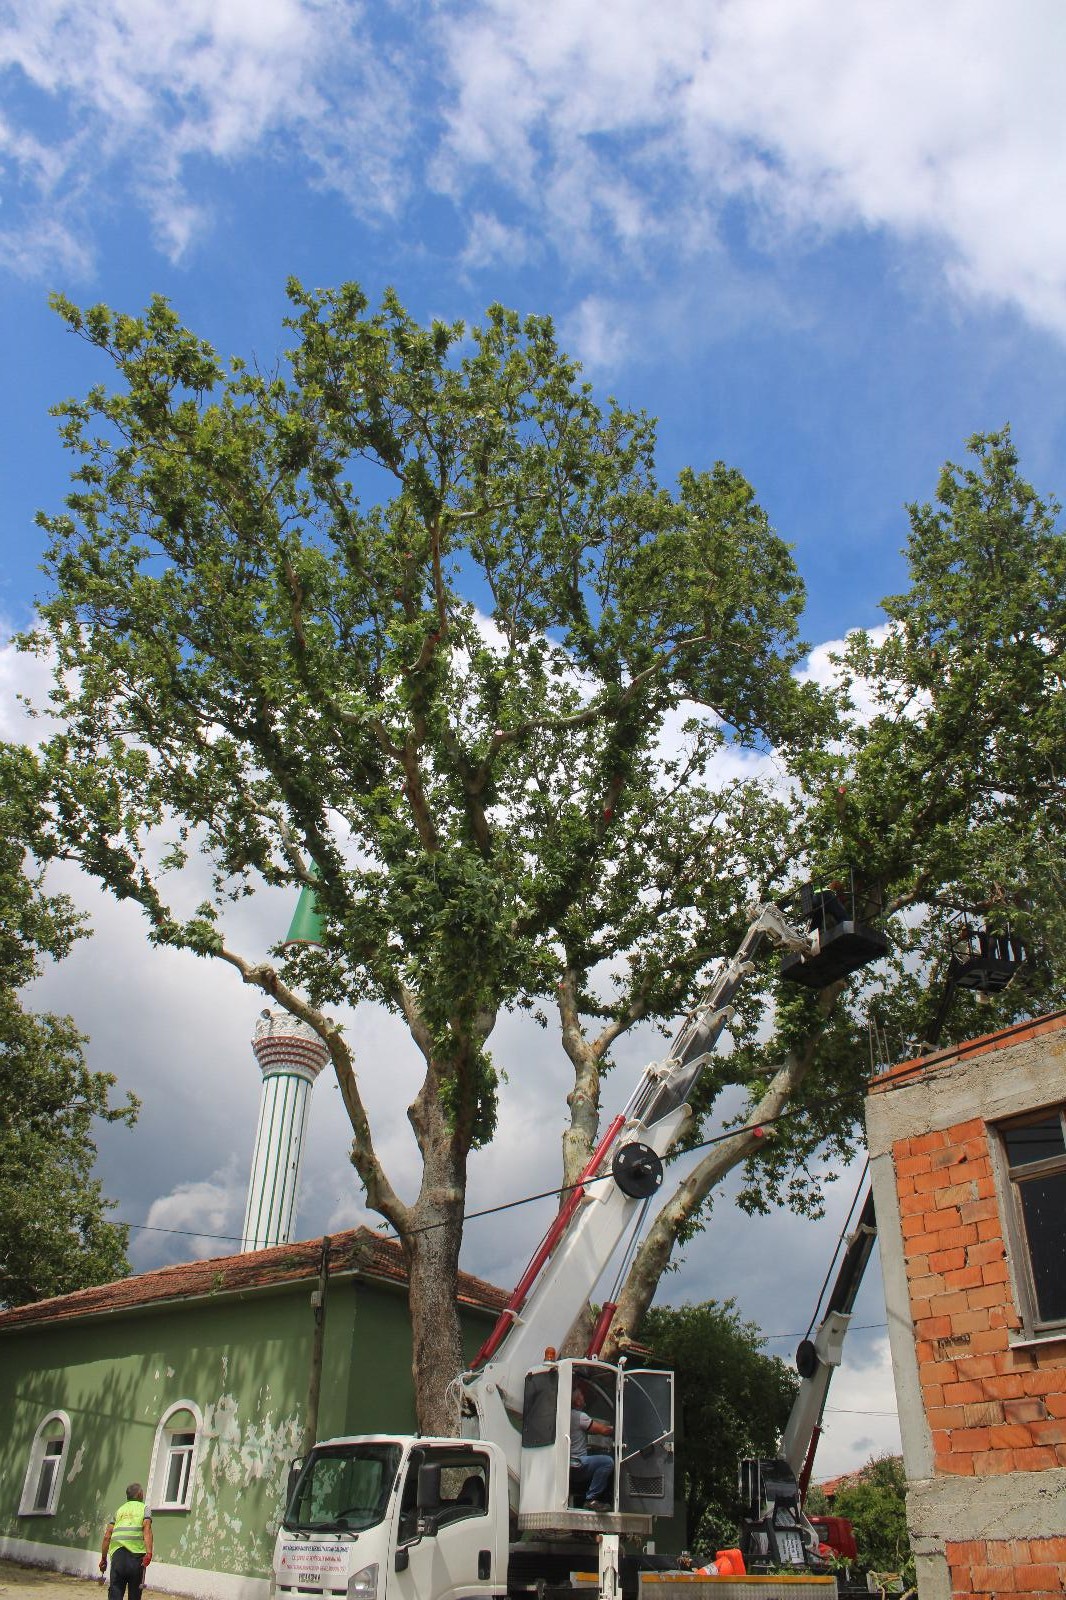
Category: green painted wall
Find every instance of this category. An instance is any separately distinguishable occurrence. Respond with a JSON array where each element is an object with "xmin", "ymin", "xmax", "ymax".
[{"xmin": 0, "ymin": 1275, "xmax": 494, "ymax": 1582}]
